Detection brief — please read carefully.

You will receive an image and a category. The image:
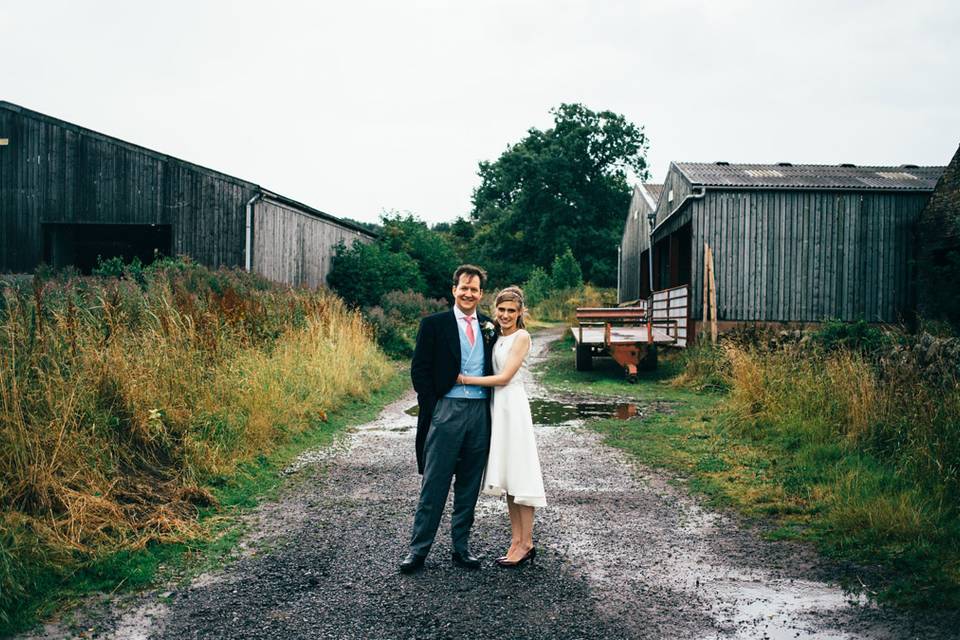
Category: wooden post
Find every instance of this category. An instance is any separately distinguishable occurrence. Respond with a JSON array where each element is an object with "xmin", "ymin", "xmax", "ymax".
[
  {"xmin": 707, "ymin": 242, "xmax": 717, "ymax": 344},
  {"xmin": 702, "ymin": 243, "xmax": 718, "ymax": 344},
  {"xmin": 702, "ymin": 242, "xmax": 710, "ymax": 339}
]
